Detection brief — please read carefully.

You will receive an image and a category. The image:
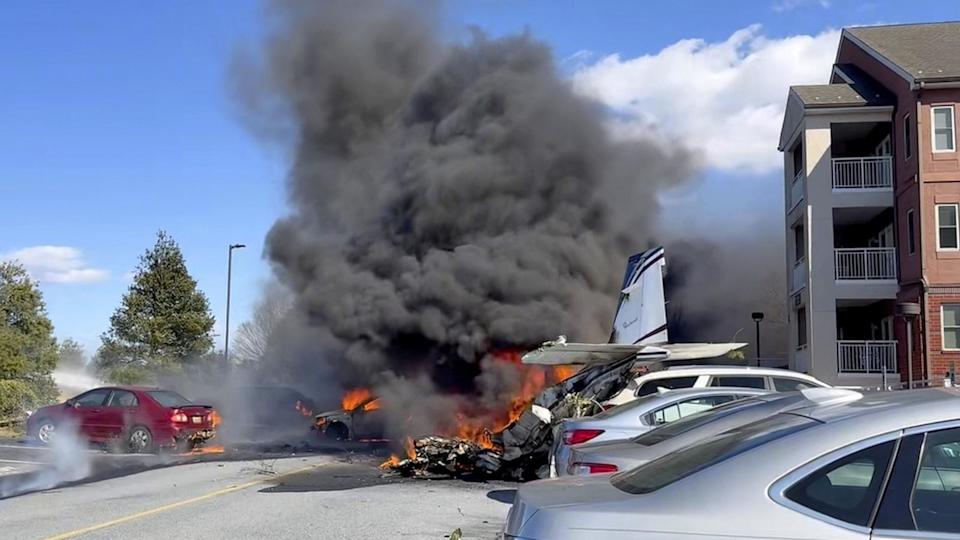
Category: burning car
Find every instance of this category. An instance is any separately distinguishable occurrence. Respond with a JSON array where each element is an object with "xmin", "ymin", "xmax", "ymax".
[
  {"xmin": 201, "ymin": 385, "xmax": 317, "ymax": 443},
  {"xmin": 312, "ymin": 388, "xmax": 384, "ymax": 441}
]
